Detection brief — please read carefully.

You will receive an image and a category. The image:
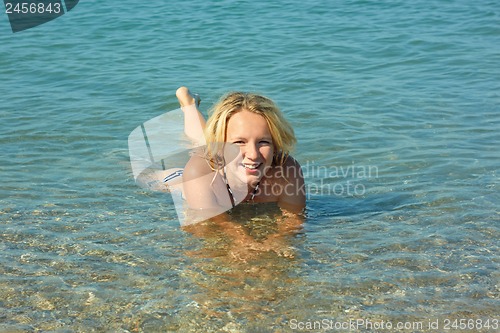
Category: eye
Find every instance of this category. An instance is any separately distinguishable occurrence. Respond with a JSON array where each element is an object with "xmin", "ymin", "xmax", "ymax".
[
  {"xmin": 259, "ymin": 139, "xmax": 272, "ymax": 146},
  {"xmin": 232, "ymin": 140, "xmax": 245, "ymax": 145}
]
